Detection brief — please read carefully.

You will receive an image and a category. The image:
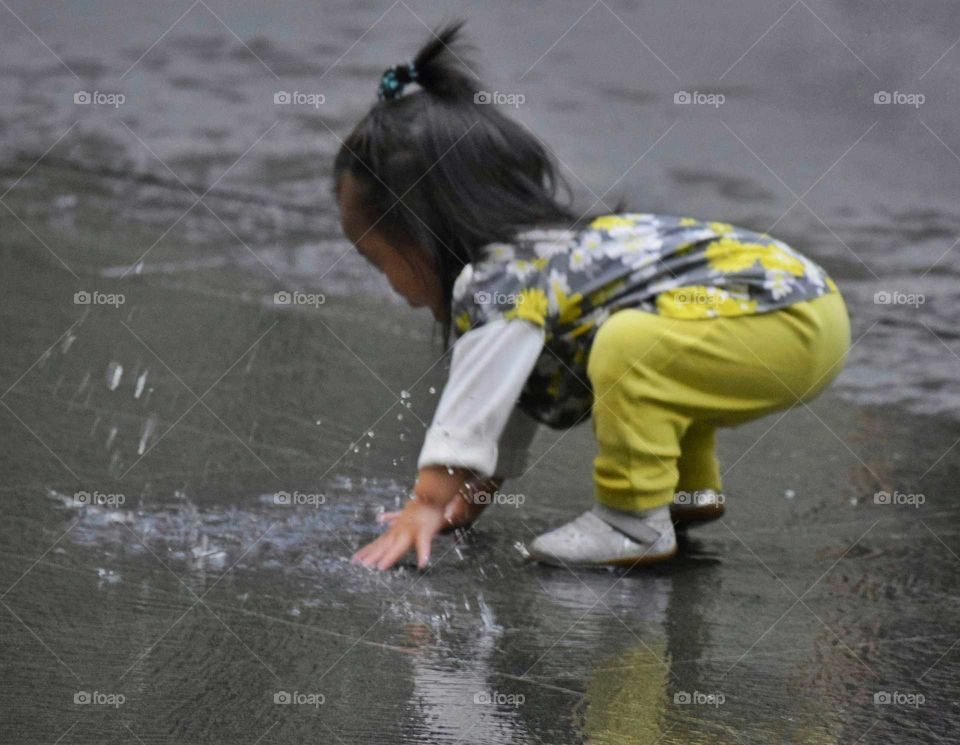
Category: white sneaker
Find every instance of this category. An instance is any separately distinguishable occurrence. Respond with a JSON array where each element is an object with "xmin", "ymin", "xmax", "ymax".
[{"xmin": 527, "ymin": 505, "xmax": 677, "ymax": 568}]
